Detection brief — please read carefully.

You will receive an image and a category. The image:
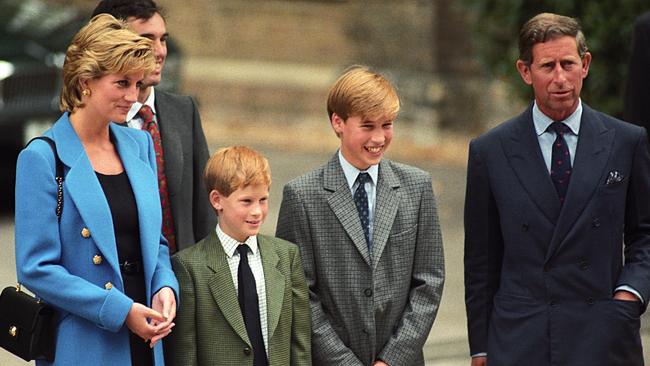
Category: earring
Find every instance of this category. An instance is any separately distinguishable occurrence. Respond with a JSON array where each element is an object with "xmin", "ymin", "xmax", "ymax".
[{"xmin": 82, "ymin": 89, "xmax": 90, "ymax": 96}]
